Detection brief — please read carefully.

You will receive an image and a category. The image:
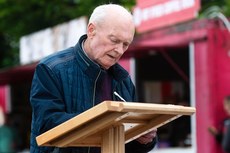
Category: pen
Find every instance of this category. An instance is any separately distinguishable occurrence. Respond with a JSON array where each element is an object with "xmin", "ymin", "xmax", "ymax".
[{"xmin": 113, "ymin": 91, "xmax": 126, "ymax": 102}]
